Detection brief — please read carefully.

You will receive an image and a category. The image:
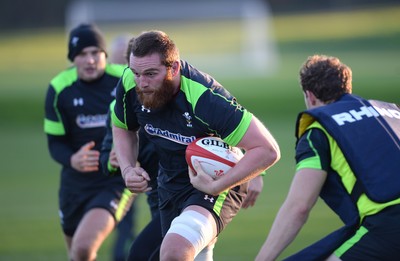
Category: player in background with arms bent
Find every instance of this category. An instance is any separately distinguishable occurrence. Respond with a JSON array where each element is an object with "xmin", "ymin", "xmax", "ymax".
[
  {"xmin": 107, "ymin": 34, "xmax": 141, "ymax": 261},
  {"xmin": 101, "ymin": 36, "xmax": 163, "ymax": 260},
  {"xmin": 44, "ymin": 24, "xmax": 133, "ymax": 261},
  {"xmin": 112, "ymin": 30, "xmax": 281, "ymax": 260},
  {"xmin": 101, "ymin": 99, "xmax": 163, "ymax": 261},
  {"xmin": 256, "ymin": 54, "xmax": 400, "ymax": 261}
]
